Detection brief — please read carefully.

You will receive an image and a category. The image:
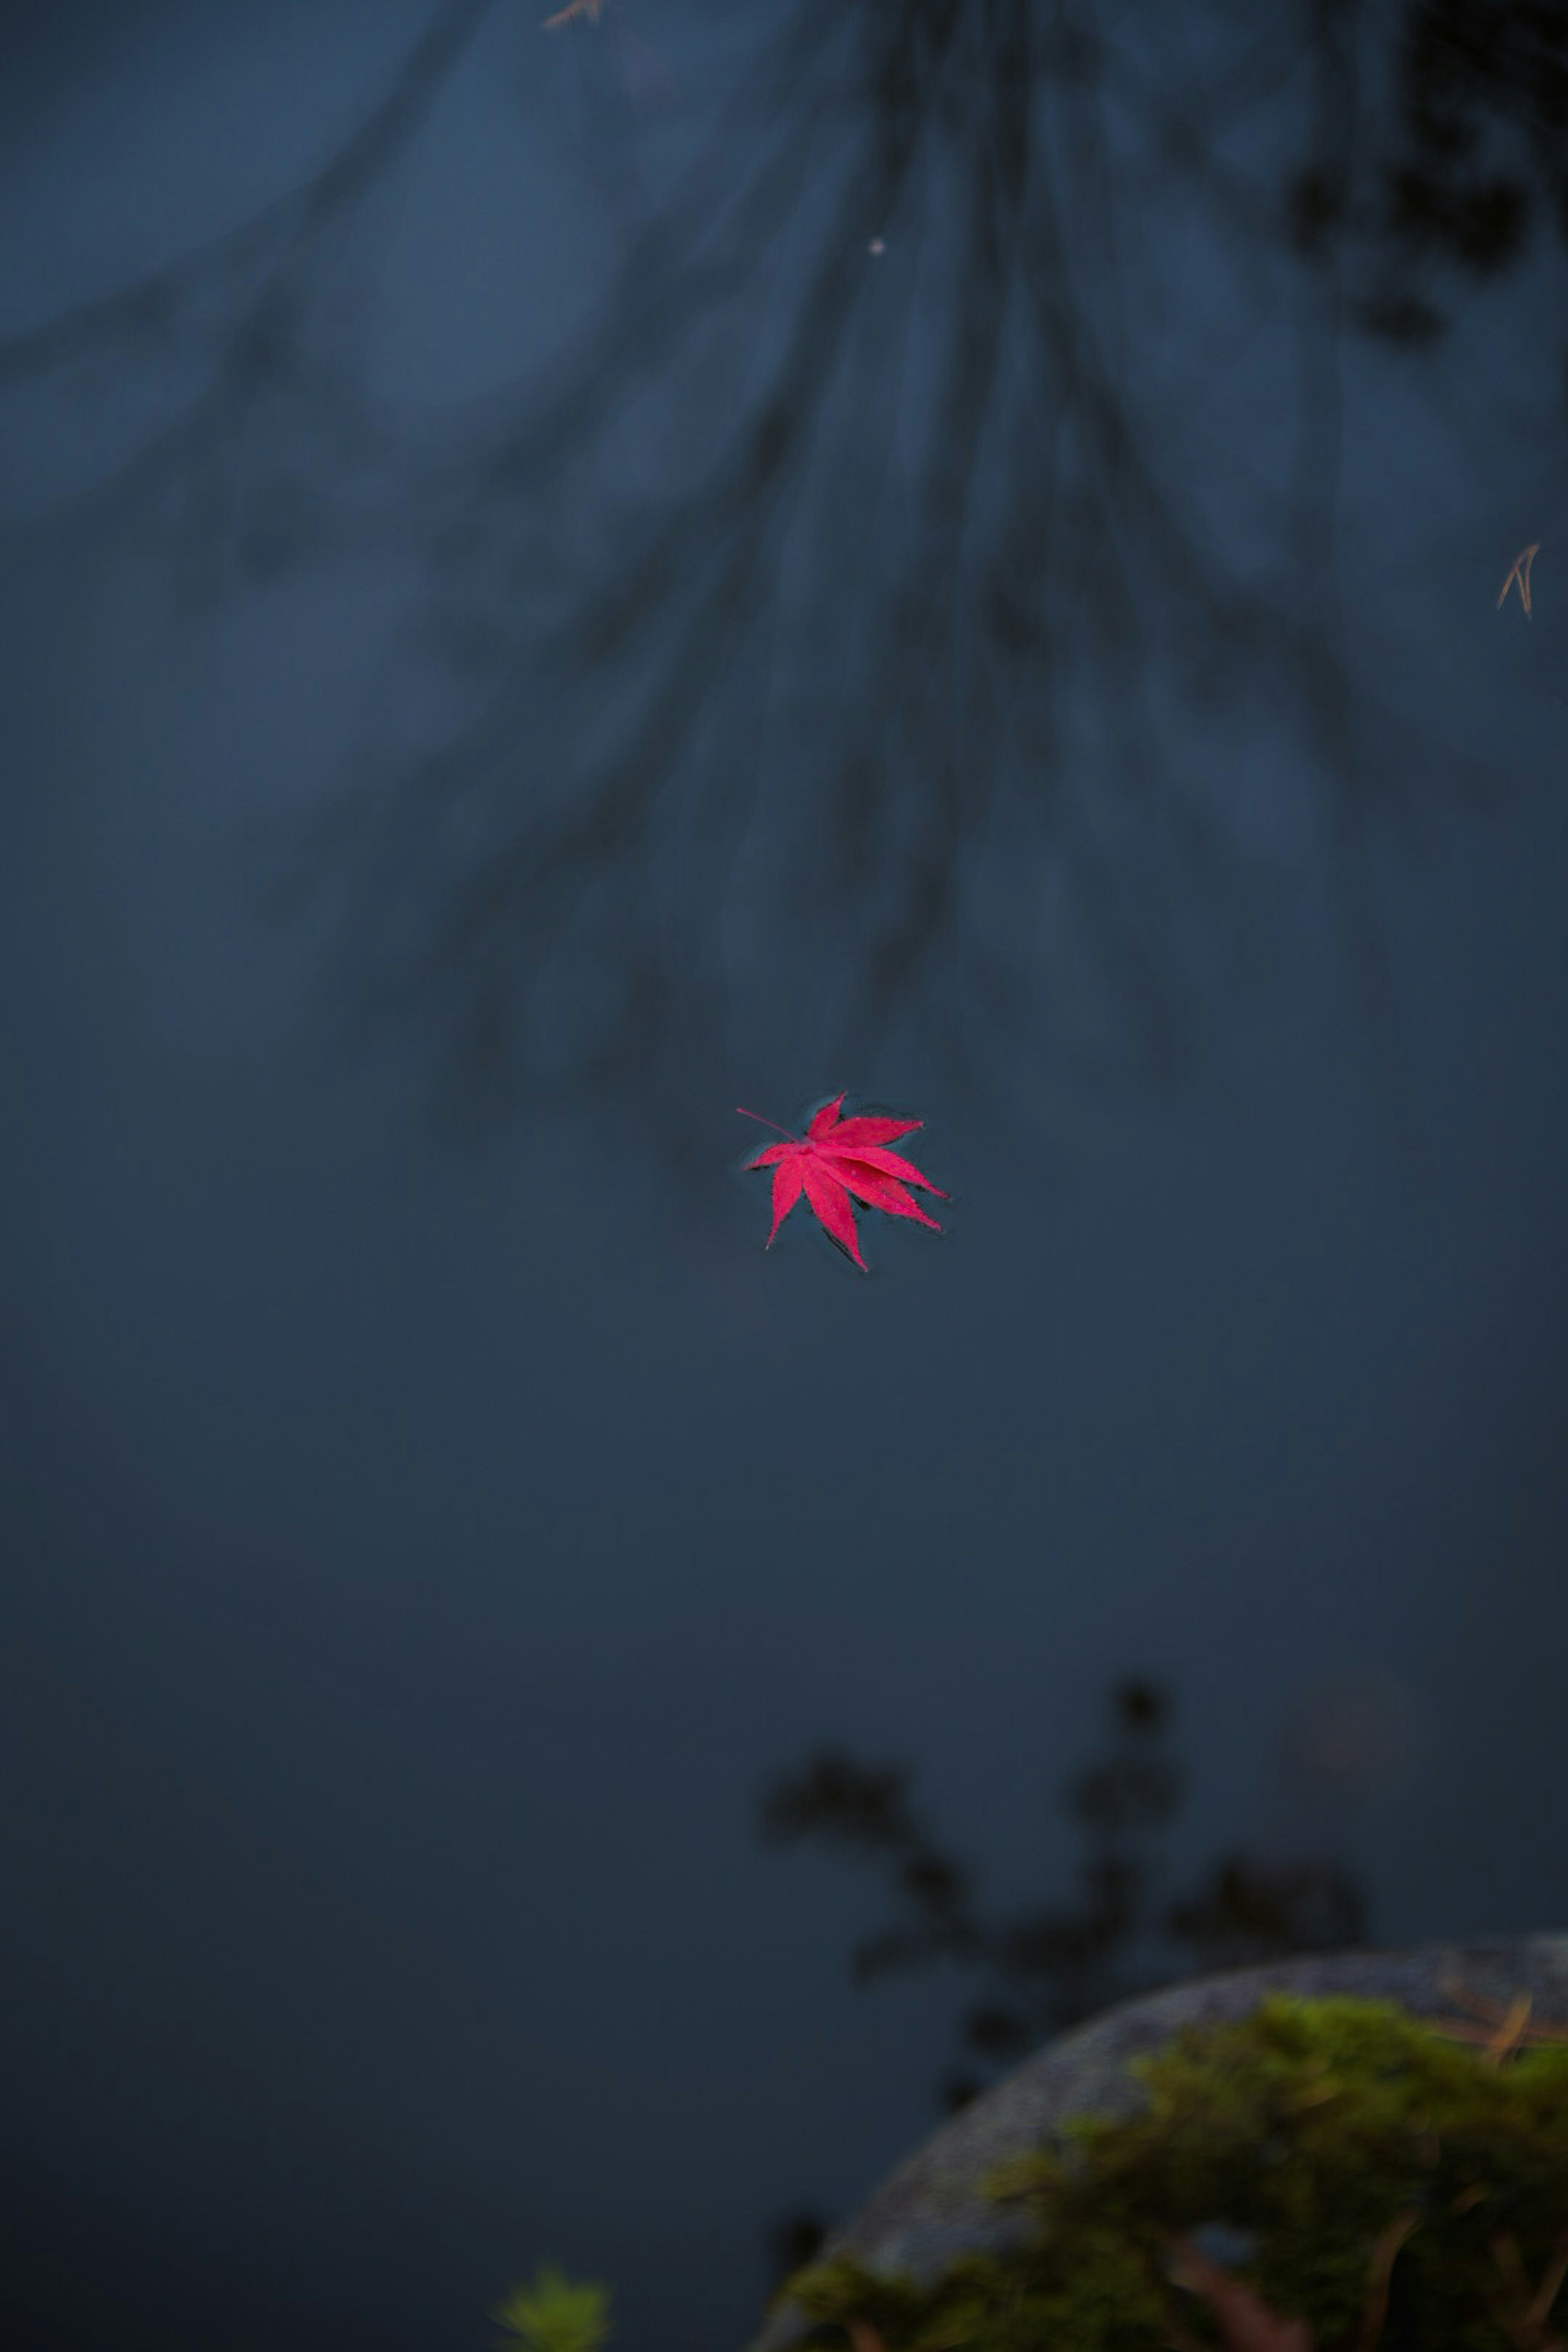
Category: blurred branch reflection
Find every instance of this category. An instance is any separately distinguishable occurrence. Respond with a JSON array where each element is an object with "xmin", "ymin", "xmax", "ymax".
[
  {"xmin": 755, "ymin": 1673, "xmax": 1370, "ymax": 2289},
  {"xmin": 3, "ymin": 0, "xmax": 1563, "ymax": 1143}
]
